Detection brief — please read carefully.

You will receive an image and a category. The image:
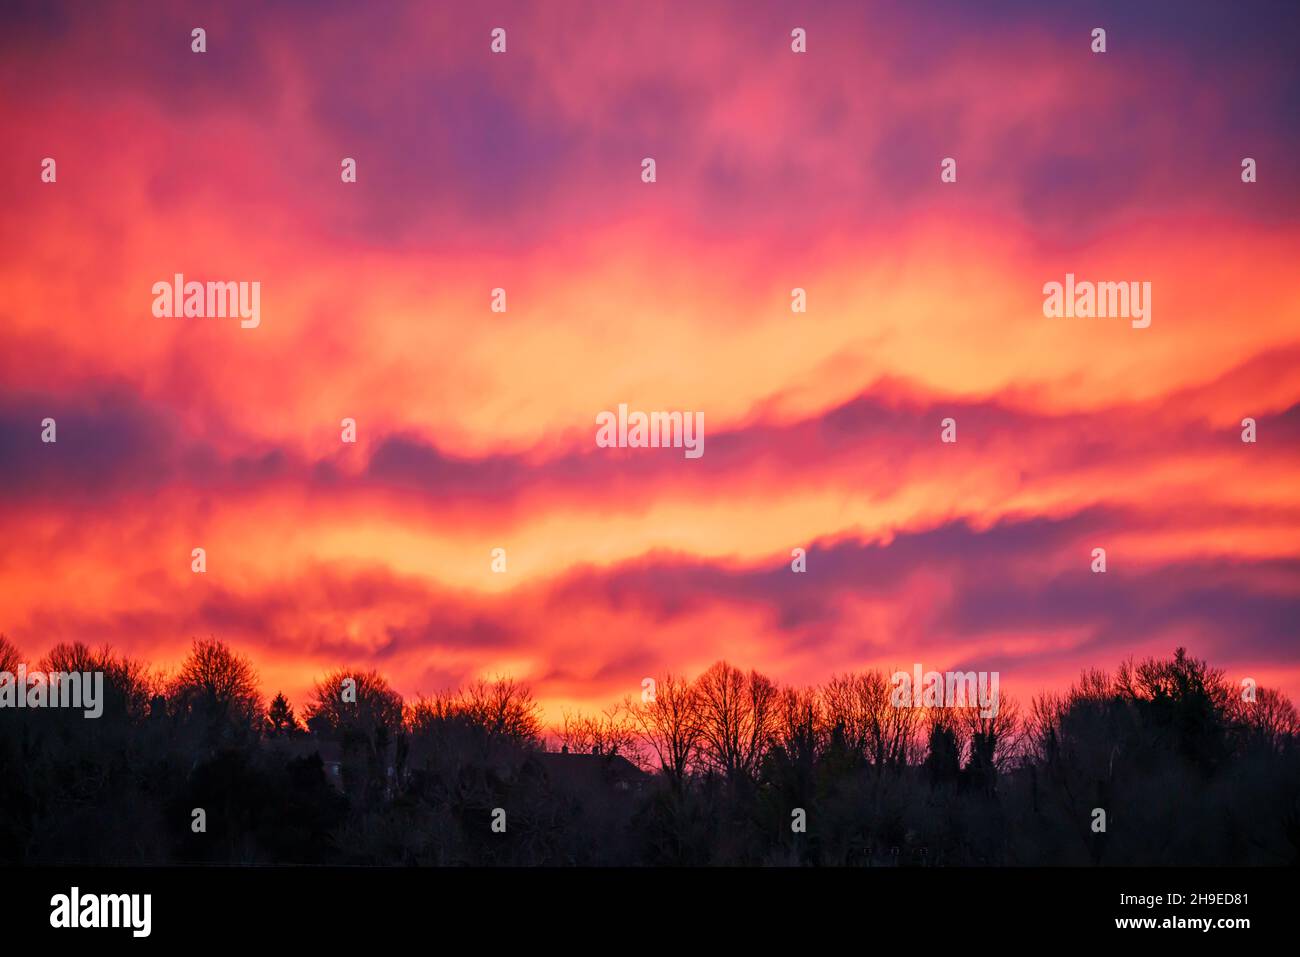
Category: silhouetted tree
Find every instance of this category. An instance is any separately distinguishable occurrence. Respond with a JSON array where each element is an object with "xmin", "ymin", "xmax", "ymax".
[
  {"xmin": 38, "ymin": 641, "xmax": 154, "ymax": 722},
  {"xmin": 306, "ymin": 668, "xmax": 404, "ymax": 740},
  {"xmin": 626, "ymin": 672, "xmax": 701, "ymax": 788},
  {"xmin": 457, "ymin": 676, "xmax": 543, "ymax": 745},
  {"xmin": 306, "ymin": 668, "xmax": 405, "ymax": 803},
  {"xmin": 773, "ymin": 685, "xmax": 824, "ymax": 768},
  {"xmin": 556, "ymin": 704, "xmax": 642, "ymax": 763},
  {"xmin": 2, "ymin": 642, "xmax": 1297, "ymax": 867},
  {"xmin": 924, "ymin": 714, "xmax": 962, "ymax": 786},
  {"xmin": 962, "ymin": 693, "xmax": 1023, "ymax": 792},
  {"xmin": 265, "ymin": 692, "xmax": 300, "ymax": 737},
  {"xmin": 694, "ymin": 661, "xmax": 777, "ymax": 782},
  {"xmin": 1116, "ymin": 647, "xmax": 1233, "ymax": 772},
  {"xmin": 0, "ymin": 633, "xmax": 20, "ymax": 674},
  {"xmin": 1236, "ymin": 686, "xmax": 1300, "ymax": 754},
  {"xmin": 168, "ymin": 638, "xmax": 262, "ymax": 745},
  {"xmin": 821, "ymin": 669, "xmax": 917, "ymax": 771}
]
